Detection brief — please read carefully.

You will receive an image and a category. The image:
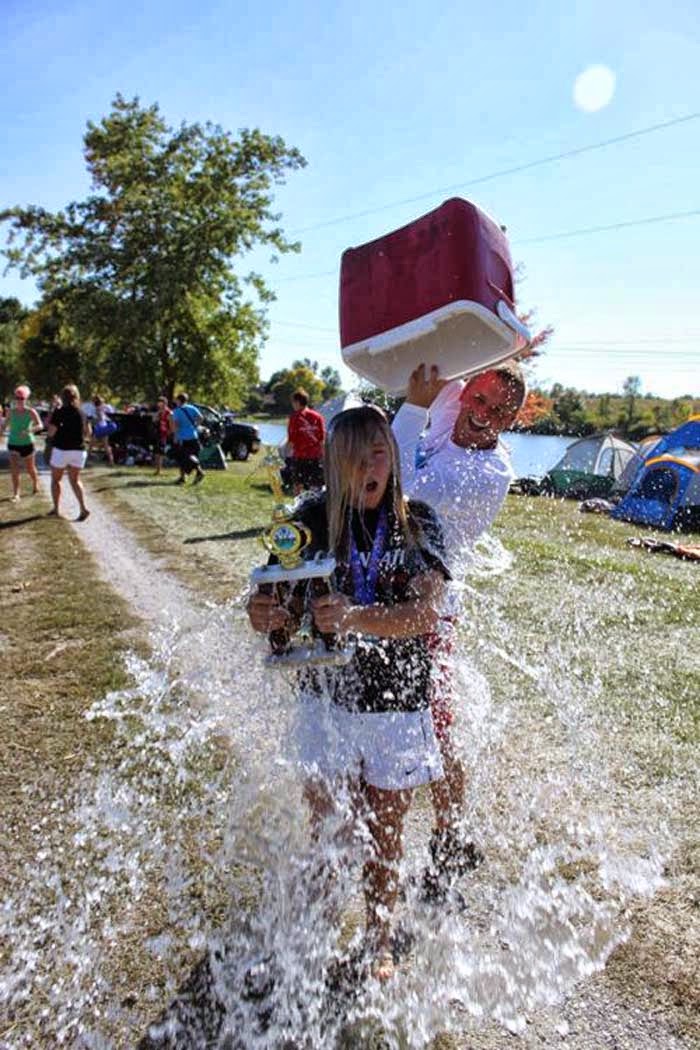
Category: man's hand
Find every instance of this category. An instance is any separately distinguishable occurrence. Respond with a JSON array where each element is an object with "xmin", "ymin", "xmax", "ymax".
[
  {"xmin": 247, "ymin": 591, "xmax": 290, "ymax": 633},
  {"xmin": 406, "ymin": 363, "xmax": 448, "ymax": 408},
  {"xmin": 311, "ymin": 592, "xmax": 353, "ymax": 634}
]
